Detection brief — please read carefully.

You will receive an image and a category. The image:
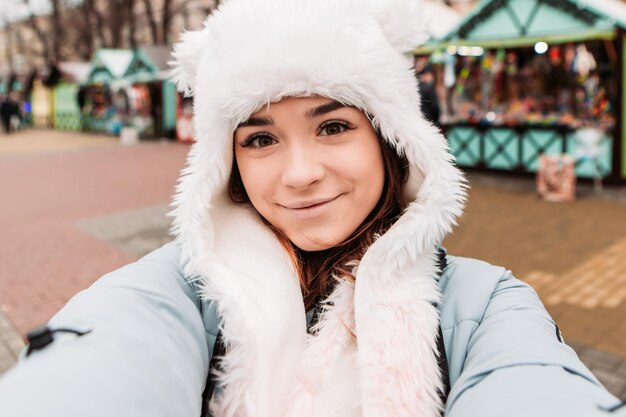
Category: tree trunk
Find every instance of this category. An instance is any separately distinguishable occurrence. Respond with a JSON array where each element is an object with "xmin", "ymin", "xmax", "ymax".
[
  {"xmin": 3, "ymin": 24, "xmax": 15, "ymax": 72},
  {"xmin": 50, "ymin": 0, "xmax": 63, "ymax": 63},
  {"xmin": 127, "ymin": 0, "xmax": 137, "ymax": 48},
  {"xmin": 162, "ymin": 0, "xmax": 172, "ymax": 45},
  {"xmin": 164, "ymin": 0, "xmax": 199, "ymax": 38},
  {"xmin": 78, "ymin": 2, "xmax": 95, "ymax": 59},
  {"xmin": 109, "ymin": 0, "xmax": 125, "ymax": 48},
  {"xmin": 143, "ymin": 0, "xmax": 159, "ymax": 45},
  {"xmin": 84, "ymin": 0, "xmax": 108, "ymax": 48},
  {"xmin": 22, "ymin": 0, "xmax": 50, "ymax": 62}
]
